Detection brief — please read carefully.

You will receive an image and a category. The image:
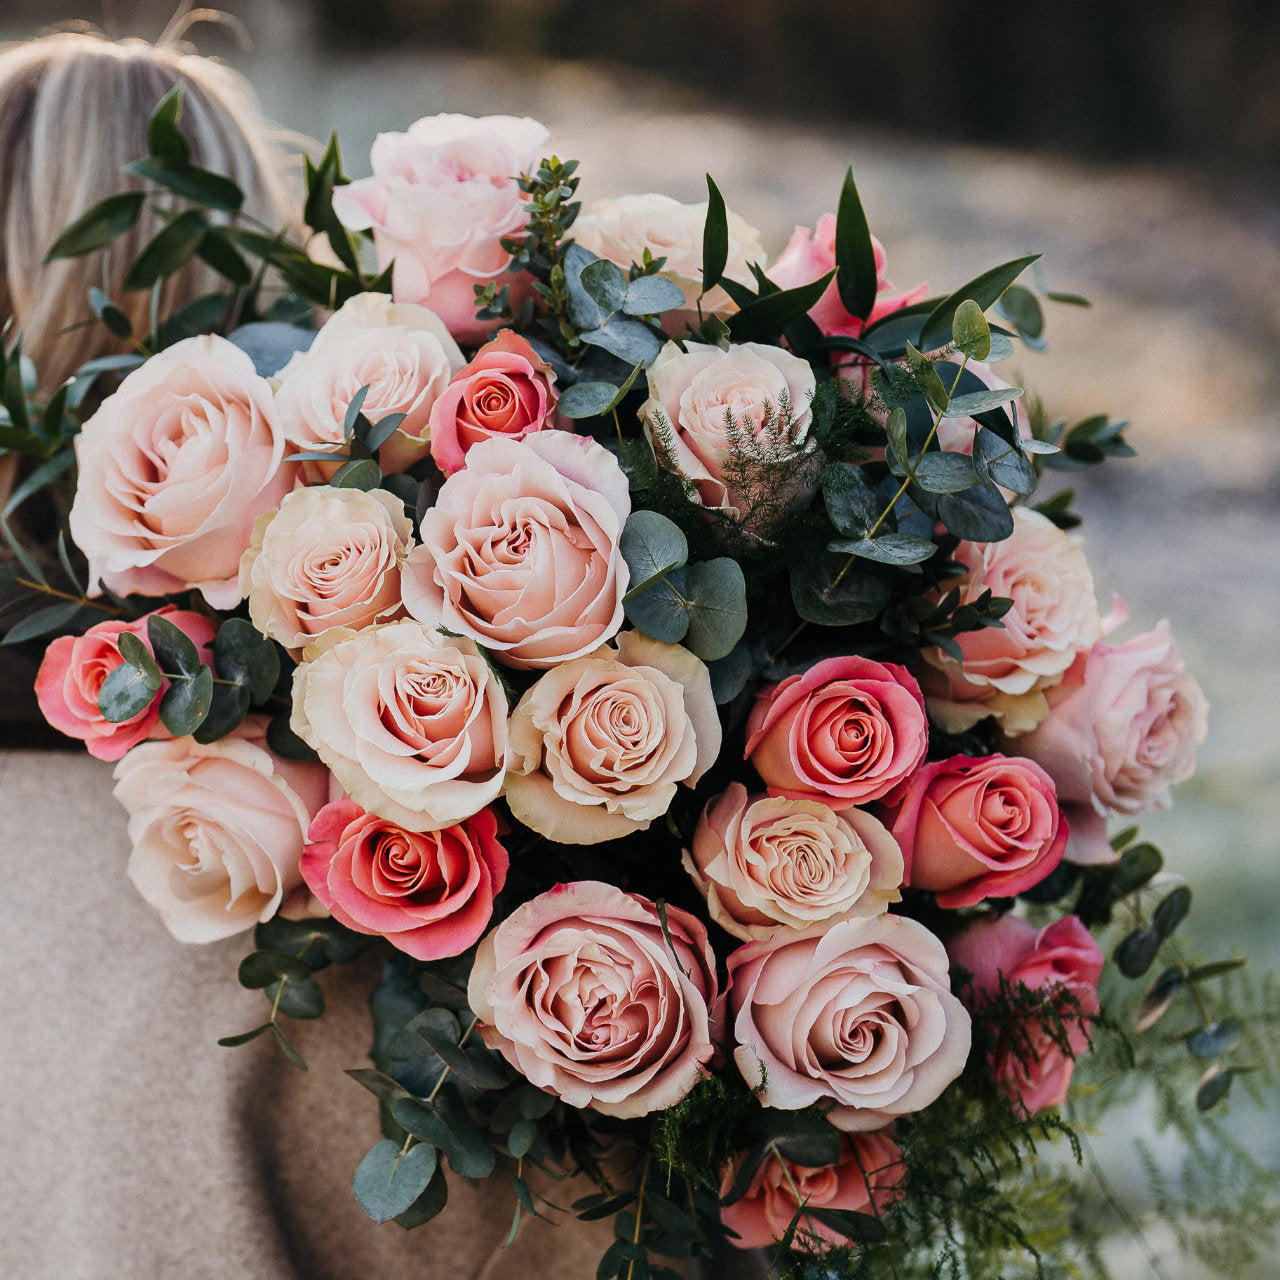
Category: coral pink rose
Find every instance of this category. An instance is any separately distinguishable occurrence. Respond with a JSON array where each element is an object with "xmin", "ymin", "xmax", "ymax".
[
  {"xmin": 720, "ymin": 1130, "xmax": 905, "ymax": 1251},
  {"xmin": 332, "ymin": 113, "xmax": 549, "ymax": 343},
  {"xmin": 683, "ymin": 782, "xmax": 904, "ymax": 941},
  {"xmin": 69, "ymin": 335, "xmax": 290, "ymax": 609},
  {"xmin": 468, "ymin": 880, "xmax": 718, "ymax": 1118},
  {"xmin": 948, "ymin": 913, "xmax": 1103, "ymax": 1115},
  {"xmin": 1015, "ymin": 621, "xmax": 1208, "ymax": 865},
  {"xmin": 301, "ymin": 797, "xmax": 507, "ymax": 960},
  {"xmin": 290, "ymin": 619, "xmax": 508, "ymax": 832},
  {"xmin": 34, "ymin": 606, "xmax": 216, "ymax": 761},
  {"xmin": 641, "ymin": 340, "xmax": 816, "ymax": 516},
  {"xmin": 919, "ymin": 508, "xmax": 1103, "ymax": 735},
  {"xmin": 728, "ymin": 914, "xmax": 971, "ymax": 1131},
  {"xmin": 402, "ymin": 432, "xmax": 628, "ymax": 668},
  {"xmin": 506, "ymin": 630, "xmax": 720, "ymax": 844},
  {"xmin": 428, "ymin": 329, "xmax": 557, "ymax": 474},
  {"xmin": 272, "ymin": 292, "xmax": 464, "ymax": 477},
  {"xmin": 886, "ymin": 753, "xmax": 1068, "ymax": 908},
  {"xmin": 745, "ymin": 655, "xmax": 928, "ymax": 809},
  {"xmin": 239, "ymin": 486, "xmax": 414, "ymax": 652},
  {"xmin": 112, "ymin": 717, "xmax": 329, "ymax": 942}
]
